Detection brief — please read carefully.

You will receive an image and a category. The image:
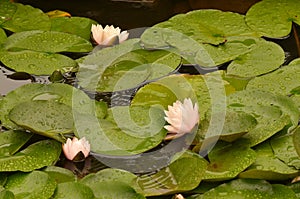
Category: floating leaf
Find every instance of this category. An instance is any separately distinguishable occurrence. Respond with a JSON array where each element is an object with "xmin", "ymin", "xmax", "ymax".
[
  {"xmin": 81, "ymin": 168, "xmax": 144, "ymax": 199},
  {"xmin": 0, "ymin": 130, "xmax": 32, "ymax": 156},
  {"xmin": 4, "ymin": 30, "xmax": 92, "ymax": 53},
  {"xmin": 0, "ymin": 50, "xmax": 77, "ymax": 75},
  {"xmin": 190, "ymin": 179, "xmax": 297, "ymax": 199},
  {"xmin": 246, "ymin": 0, "xmax": 300, "ymax": 38},
  {"xmin": 9, "ymin": 100, "xmax": 74, "ymax": 142},
  {"xmin": 0, "ymin": 0, "xmax": 17, "ymax": 26},
  {"xmin": 0, "ymin": 83, "xmax": 102, "ymax": 129},
  {"xmin": 226, "ymin": 39, "xmax": 285, "ymax": 77},
  {"xmin": 0, "ymin": 28, "xmax": 6, "ymax": 44},
  {"xmin": 50, "ymin": 16, "xmax": 97, "ymax": 40},
  {"xmin": 239, "ymin": 141, "xmax": 298, "ymax": 180},
  {"xmin": 0, "ymin": 140, "xmax": 61, "ymax": 172},
  {"xmin": 1, "ymin": 3, "xmax": 51, "ymax": 32},
  {"xmin": 247, "ymin": 64, "xmax": 300, "ymax": 97},
  {"xmin": 4, "ymin": 171, "xmax": 56, "ymax": 199},
  {"xmin": 43, "ymin": 166, "xmax": 76, "ymax": 183},
  {"xmin": 203, "ymin": 142, "xmax": 256, "ymax": 181},
  {"xmin": 51, "ymin": 182, "xmax": 95, "ymax": 199},
  {"xmin": 270, "ymin": 132, "xmax": 300, "ymax": 169}
]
